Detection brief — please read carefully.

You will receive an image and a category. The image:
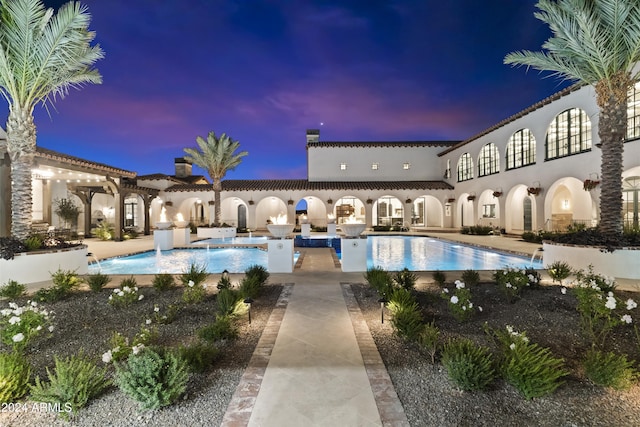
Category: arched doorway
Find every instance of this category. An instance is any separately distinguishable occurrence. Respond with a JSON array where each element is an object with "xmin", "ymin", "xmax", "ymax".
[{"xmin": 237, "ymin": 204, "xmax": 247, "ymax": 229}]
